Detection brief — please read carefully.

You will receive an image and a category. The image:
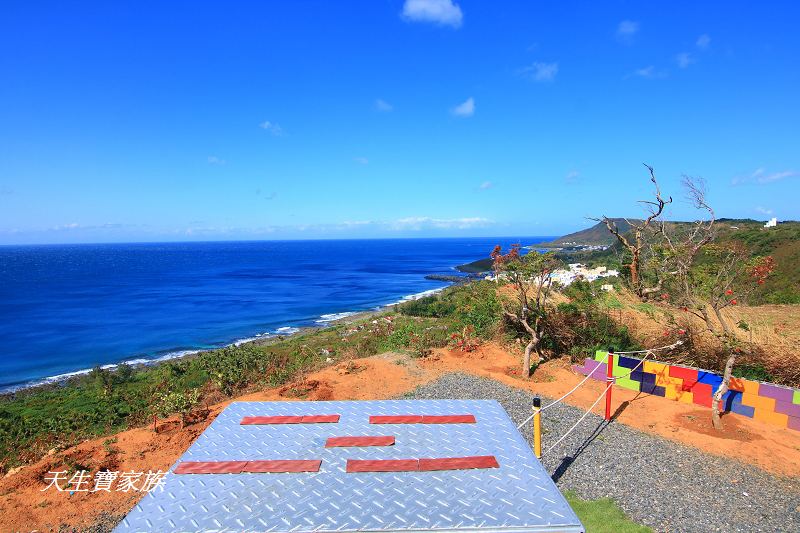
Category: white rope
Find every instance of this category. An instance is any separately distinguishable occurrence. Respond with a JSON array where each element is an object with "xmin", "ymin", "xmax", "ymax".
[
  {"xmin": 611, "ymin": 350, "xmax": 652, "ymax": 380},
  {"xmin": 544, "ymin": 382, "xmax": 612, "ymax": 455},
  {"xmin": 515, "ymin": 340, "xmax": 683, "ymax": 430},
  {"xmin": 516, "ymin": 367, "xmax": 598, "ymax": 430}
]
